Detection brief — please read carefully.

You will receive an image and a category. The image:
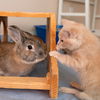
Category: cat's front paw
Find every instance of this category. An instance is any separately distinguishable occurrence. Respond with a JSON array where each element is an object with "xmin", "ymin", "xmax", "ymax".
[{"xmin": 49, "ymin": 51, "xmax": 59, "ymax": 58}]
